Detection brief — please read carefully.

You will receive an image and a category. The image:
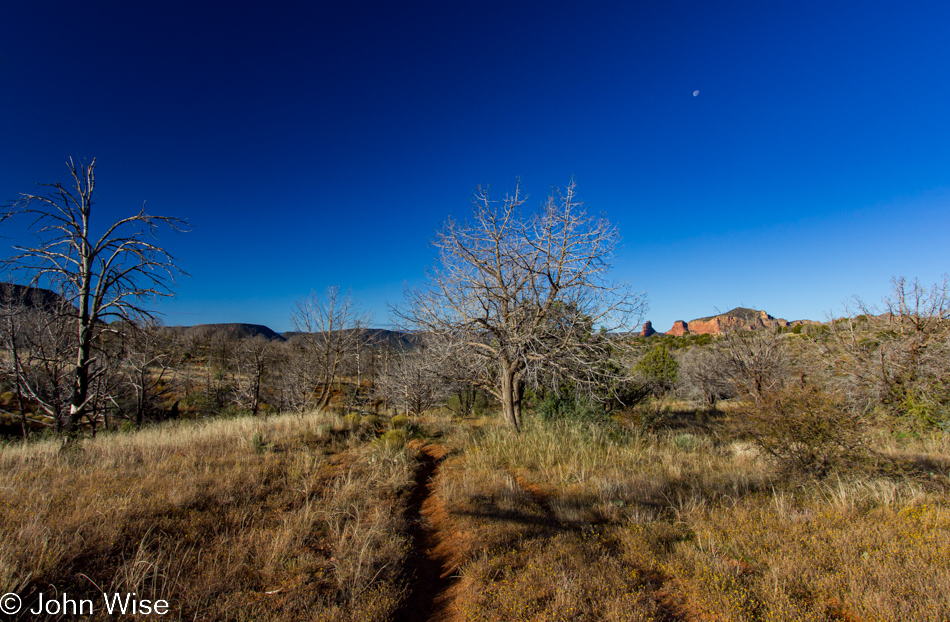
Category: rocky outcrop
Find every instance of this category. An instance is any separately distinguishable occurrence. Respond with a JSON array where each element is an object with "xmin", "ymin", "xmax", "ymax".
[
  {"xmin": 639, "ymin": 321, "xmax": 657, "ymax": 337},
  {"xmin": 666, "ymin": 320, "xmax": 690, "ymax": 336},
  {"xmin": 643, "ymin": 307, "xmax": 806, "ymax": 336},
  {"xmin": 682, "ymin": 308, "xmax": 788, "ymax": 335}
]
